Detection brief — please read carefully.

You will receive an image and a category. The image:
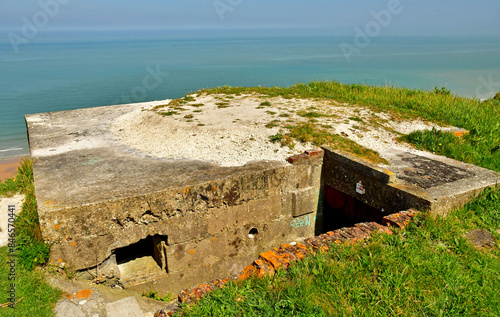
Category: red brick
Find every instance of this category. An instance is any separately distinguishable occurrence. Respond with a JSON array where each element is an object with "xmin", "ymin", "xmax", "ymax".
[
  {"xmin": 193, "ymin": 287, "xmax": 204, "ymax": 299},
  {"xmin": 275, "ymin": 248, "xmax": 298, "ymax": 266},
  {"xmin": 287, "ymin": 153, "xmax": 309, "ymax": 164},
  {"xmin": 337, "ymin": 228, "xmax": 356, "ymax": 240},
  {"xmin": 355, "ymin": 222, "xmax": 376, "ymax": 235},
  {"xmin": 305, "ymin": 149, "xmax": 324, "ymax": 159},
  {"xmin": 349, "ymin": 226, "xmax": 371, "ymax": 240},
  {"xmin": 383, "ymin": 212, "xmax": 412, "ymax": 229},
  {"xmin": 366, "ymin": 222, "xmax": 393, "ymax": 235},
  {"xmin": 329, "ymin": 231, "xmax": 345, "ymax": 243},
  {"xmin": 198, "ymin": 283, "xmax": 213, "ymax": 294},
  {"xmin": 259, "ymin": 250, "xmax": 289, "ymax": 270},
  {"xmin": 238, "ymin": 265, "xmax": 257, "ymax": 280},
  {"xmin": 254, "ymin": 263, "xmax": 275, "ymax": 277}
]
